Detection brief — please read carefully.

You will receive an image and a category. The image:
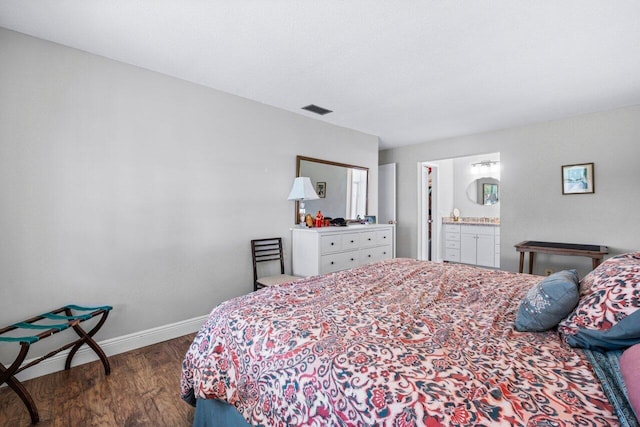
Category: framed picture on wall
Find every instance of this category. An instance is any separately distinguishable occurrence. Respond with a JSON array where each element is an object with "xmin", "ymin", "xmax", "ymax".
[
  {"xmin": 365, "ymin": 215, "xmax": 377, "ymax": 224},
  {"xmin": 316, "ymin": 182, "xmax": 326, "ymax": 198},
  {"xmin": 482, "ymin": 183, "xmax": 499, "ymax": 205},
  {"xmin": 562, "ymin": 163, "xmax": 594, "ymax": 195}
]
